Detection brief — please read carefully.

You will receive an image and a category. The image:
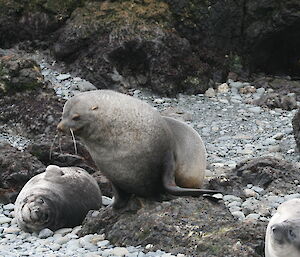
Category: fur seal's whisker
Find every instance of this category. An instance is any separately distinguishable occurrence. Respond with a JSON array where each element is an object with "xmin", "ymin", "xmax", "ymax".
[
  {"xmin": 70, "ymin": 129, "xmax": 78, "ymax": 155},
  {"xmin": 49, "ymin": 134, "xmax": 59, "ymax": 160},
  {"xmin": 59, "ymin": 136, "xmax": 63, "ymax": 154}
]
